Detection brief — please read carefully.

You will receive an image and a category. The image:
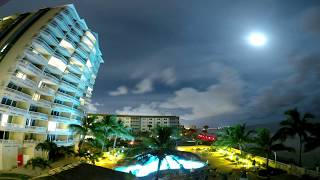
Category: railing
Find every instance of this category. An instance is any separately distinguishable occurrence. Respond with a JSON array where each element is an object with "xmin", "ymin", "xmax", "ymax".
[
  {"xmin": 0, "ymin": 139, "xmax": 17, "ymax": 144},
  {"xmin": 36, "ymin": 99, "xmax": 52, "ymax": 108},
  {"xmin": 29, "ymin": 111, "xmax": 49, "ymax": 120},
  {"xmin": 0, "ymin": 104, "xmax": 27, "ymax": 115},
  {"xmin": 24, "ymin": 48, "xmax": 48, "ymax": 65},
  {"xmin": 23, "ymin": 140, "xmax": 40, "ymax": 144},
  {"xmin": 72, "ymin": 53, "xmax": 86, "ymax": 65},
  {"xmin": 0, "ymin": 123, "xmax": 25, "ymax": 131},
  {"xmin": 38, "ymin": 86, "xmax": 55, "ymax": 95},
  {"xmin": 25, "ymin": 125, "xmax": 47, "ymax": 133},
  {"xmin": 40, "ymin": 29, "xmax": 59, "ymax": 45},
  {"xmin": 50, "ymin": 129, "xmax": 72, "ymax": 135},
  {"xmin": 4, "ymin": 87, "xmax": 32, "ymax": 100},
  {"xmin": 46, "ymin": 23, "xmax": 64, "ymax": 38},
  {"xmin": 43, "ymin": 72, "xmax": 60, "ymax": 84},
  {"xmin": 61, "ymin": 80, "xmax": 78, "ymax": 91},
  {"xmin": 18, "ymin": 60, "xmax": 43, "ymax": 75},
  {"xmin": 11, "ymin": 75, "xmax": 37, "ymax": 88},
  {"xmin": 53, "ymin": 102, "xmax": 73, "ymax": 110},
  {"xmin": 33, "ymin": 38, "xmax": 54, "ymax": 54},
  {"xmin": 50, "ymin": 115, "xmax": 70, "ymax": 123},
  {"xmin": 53, "ymin": 140, "xmax": 74, "ymax": 146},
  {"xmin": 64, "ymin": 71, "xmax": 81, "ymax": 81},
  {"xmin": 56, "ymin": 91, "xmax": 79, "ymax": 102}
]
